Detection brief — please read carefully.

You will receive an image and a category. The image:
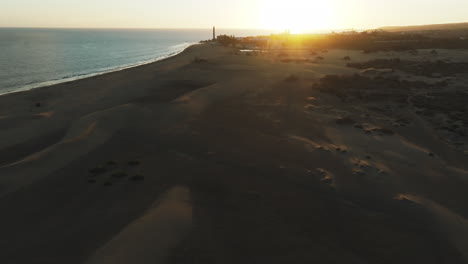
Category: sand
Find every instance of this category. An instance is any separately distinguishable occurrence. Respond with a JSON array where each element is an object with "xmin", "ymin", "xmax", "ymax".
[{"xmin": 0, "ymin": 43, "xmax": 468, "ymax": 263}]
